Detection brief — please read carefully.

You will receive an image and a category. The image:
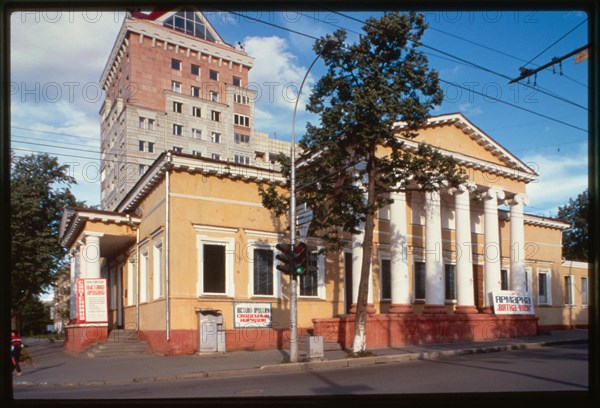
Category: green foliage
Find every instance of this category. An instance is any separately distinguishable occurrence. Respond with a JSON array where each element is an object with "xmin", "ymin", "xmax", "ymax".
[
  {"xmin": 557, "ymin": 189, "xmax": 588, "ymax": 262},
  {"xmin": 20, "ymin": 297, "xmax": 52, "ymax": 336},
  {"xmin": 11, "ymin": 153, "xmax": 80, "ymax": 328}
]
